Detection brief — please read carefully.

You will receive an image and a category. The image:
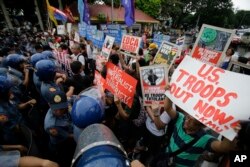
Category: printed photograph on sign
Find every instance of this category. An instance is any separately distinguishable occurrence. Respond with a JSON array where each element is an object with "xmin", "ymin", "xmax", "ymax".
[
  {"xmin": 120, "ymin": 35, "xmax": 142, "ymax": 57},
  {"xmin": 153, "ymin": 41, "xmax": 181, "ymax": 68},
  {"xmin": 165, "ymin": 56, "xmax": 250, "ymax": 141},
  {"xmin": 191, "ymin": 24, "xmax": 234, "ymax": 66},
  {"xmin": 101, "ymin": 36, "xmax": 115, "ymax": 58},
  {"xmin": 140, "ymin": 65, "xmax": 168, "ymax": 106}
]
